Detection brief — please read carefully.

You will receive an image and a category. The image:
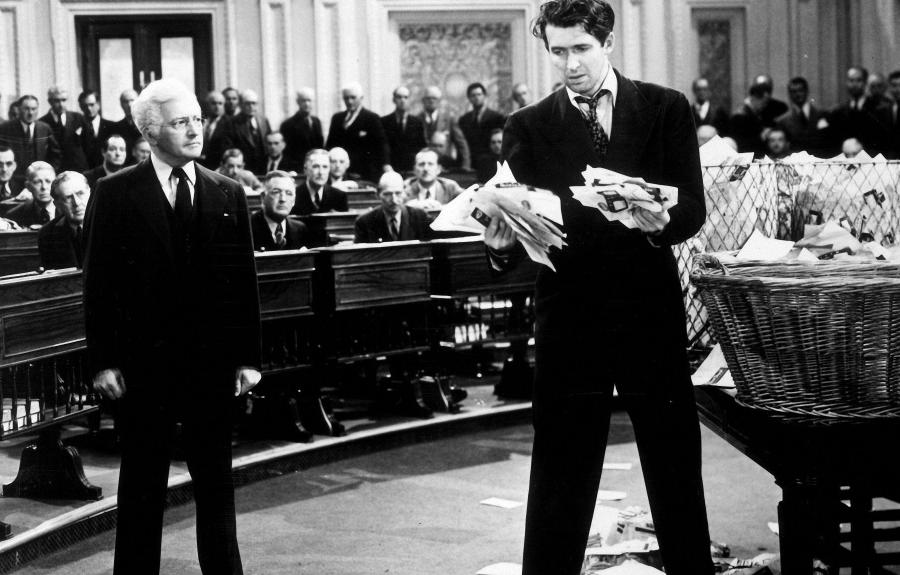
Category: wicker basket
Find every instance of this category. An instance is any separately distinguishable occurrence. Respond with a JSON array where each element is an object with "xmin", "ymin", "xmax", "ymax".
[{"xmin": 691, "ymin": 253, "xmax": 900, "ymax": 418}]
